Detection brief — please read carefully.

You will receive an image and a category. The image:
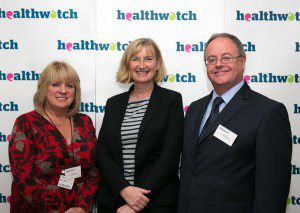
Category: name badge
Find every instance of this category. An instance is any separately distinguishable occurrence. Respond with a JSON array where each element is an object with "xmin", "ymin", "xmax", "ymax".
[
  {"xmin": 63, "ymin": 166, "xmax": 81, "ymax": 180},
  {"xmin": 58, "ymin": 175, "xmax": 75, "ymax": 190},
  {"xmin": 57, "ymin": 166, "xmax": 81, "ymax": 190},
  {"xmin": 213, "ymin": 125, "xmax": 237, "ymax": 146}
]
